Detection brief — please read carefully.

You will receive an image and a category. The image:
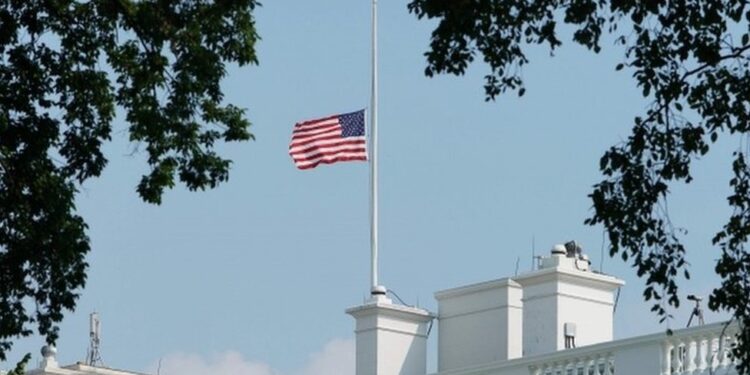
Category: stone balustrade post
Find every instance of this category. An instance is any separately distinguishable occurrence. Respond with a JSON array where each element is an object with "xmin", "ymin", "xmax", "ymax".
[
  {"xmin": 707, "ymin": 336, "xmax": 720, "ymax": 372},
  {"xmin": 662, "ymin": 340, "xmax": 673, "ymax": 375},
  {"xmin": 697, "ymin": 335, "xmax": 708, "ymax": 371},
  {"xmin": 720, "ymin": 336, "xmax": 732, "ymax": 368},
  {"xmin": 686, "ymin": 337, "xmax": 698, "ymax": 374}
]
